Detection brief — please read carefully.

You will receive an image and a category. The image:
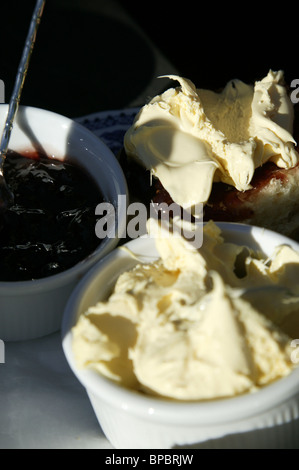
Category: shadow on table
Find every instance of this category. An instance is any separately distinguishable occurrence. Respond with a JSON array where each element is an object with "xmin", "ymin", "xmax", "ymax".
[{"xmin": 173, "ymin": 415, "xmax": 299, "ymax": 449}]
